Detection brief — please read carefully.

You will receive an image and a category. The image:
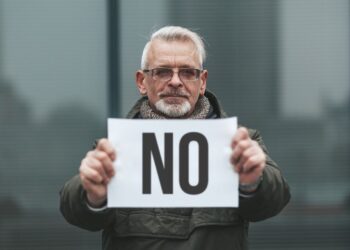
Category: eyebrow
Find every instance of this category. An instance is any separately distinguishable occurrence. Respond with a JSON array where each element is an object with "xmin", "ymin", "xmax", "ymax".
[{"xmin": 156, "ymin": 64, "xmax": 196, "ymax": 69}]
